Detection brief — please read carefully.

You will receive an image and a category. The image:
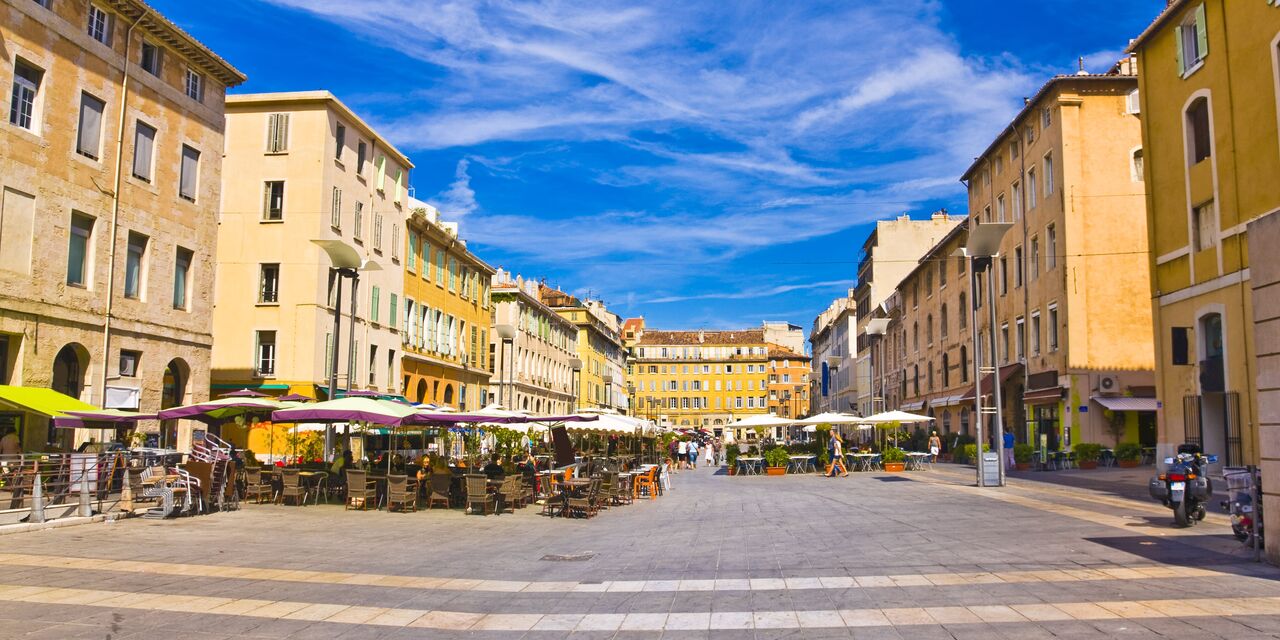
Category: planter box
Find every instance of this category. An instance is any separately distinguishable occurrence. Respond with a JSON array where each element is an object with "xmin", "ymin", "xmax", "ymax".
[
  {"xmin": 1078, "ymin": 461, "xmax": 1098, "ymax": 470},
  {"xmin": 883, "ymin": 462, "xmax": 905, "ymax": 472},
  {"xmin": 765, "ymin": 466, "xmax": 787, "ymax": 476},
  {"xmin": 1015, "ymin": 463, "xmax": 1031, "ymax": 471},
  {"xmin": 1118, "ymin": 459, "xmax": 1140, "ymax": 468}
]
